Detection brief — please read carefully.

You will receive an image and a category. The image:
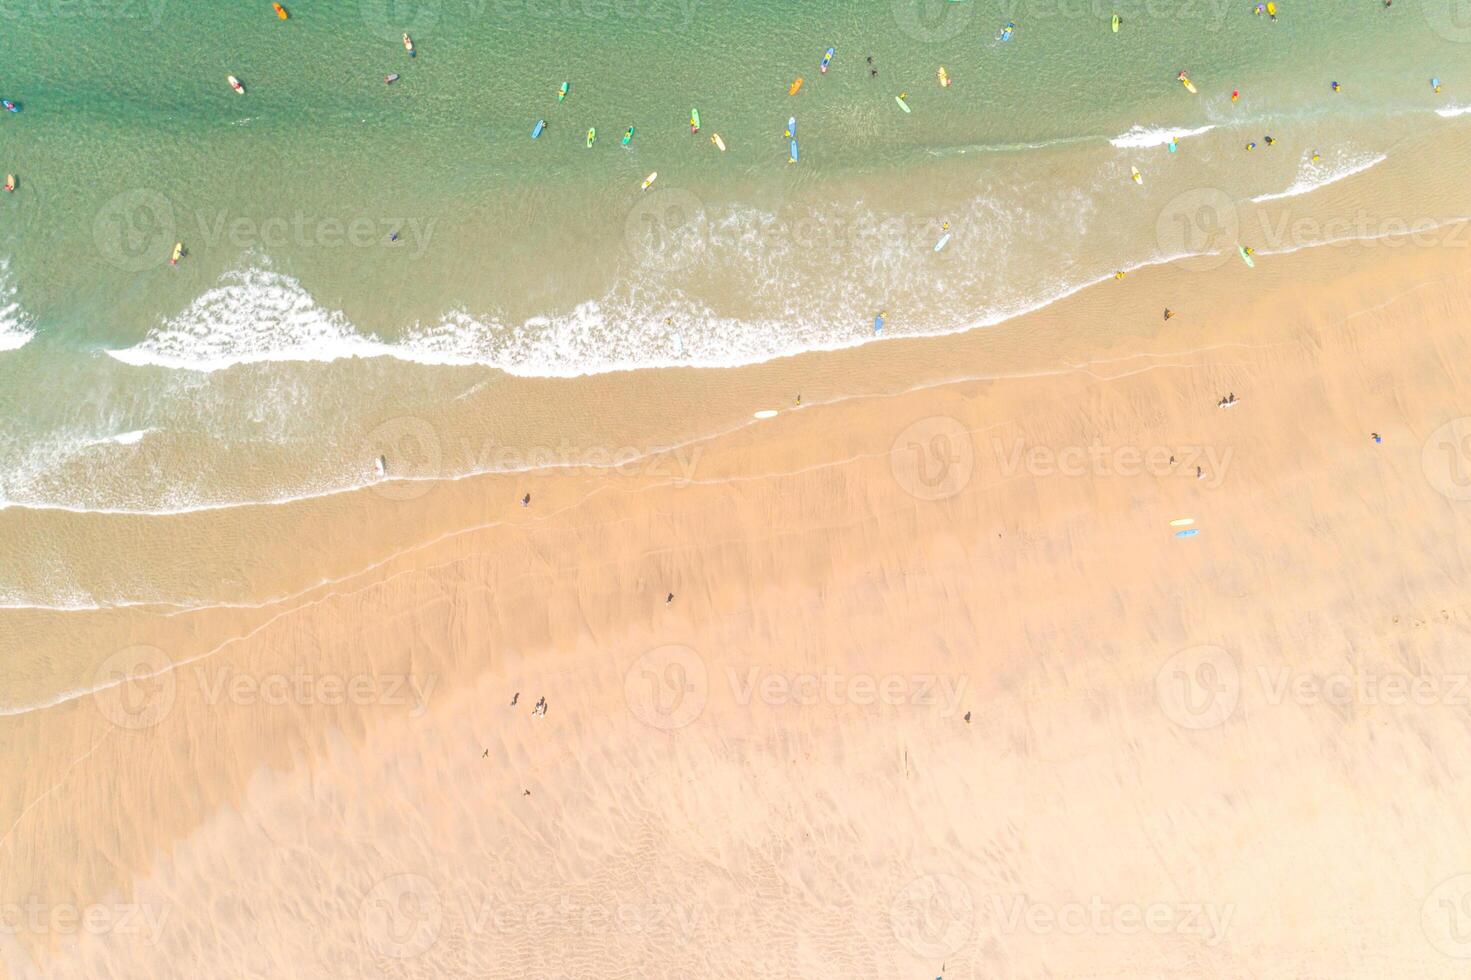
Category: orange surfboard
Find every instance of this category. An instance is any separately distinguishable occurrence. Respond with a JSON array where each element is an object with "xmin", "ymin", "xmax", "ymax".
[
  {"xmin": 273, "ymin": 3, "xmax": 288, "ymax": 18},
  {"xmin": 789, "ymin": 76, "xmax": 803, "ymax": 96}
]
